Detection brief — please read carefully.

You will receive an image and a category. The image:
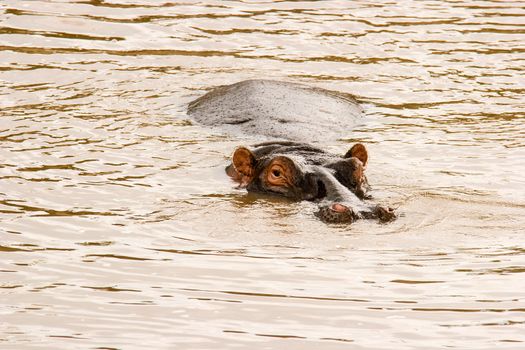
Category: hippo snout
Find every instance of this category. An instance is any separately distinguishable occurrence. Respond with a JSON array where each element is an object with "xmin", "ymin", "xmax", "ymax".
[
  {"xmin": 313, "ymin": 167, "xmax": 397, "ymax": 224},
  {"xmin": 316, "ymin": 202, "xmax": 397, "ymax": 224},
  {"xmin": 373, "ymin": 205, "xmax": 397, "ymax": 223},
  {"xmin": 316, "ymin": 203, "xmax": 357, "ymax": 223}
]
